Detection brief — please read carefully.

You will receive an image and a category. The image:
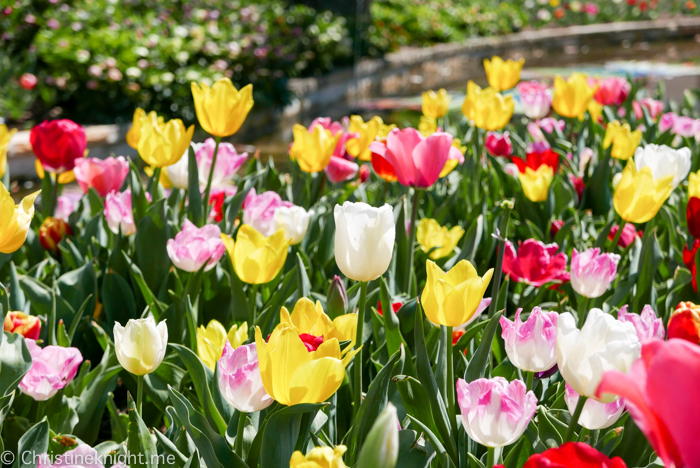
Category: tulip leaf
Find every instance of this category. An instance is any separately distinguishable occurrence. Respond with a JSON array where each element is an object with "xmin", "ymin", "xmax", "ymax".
[
  {"xmin": 57, "ymin": 260, "xmax": 97, "ymax": 320},
  {"xmin": 135, "ymin": 199, "xmax": 171, "ymax": 300},
  {"xmin": 9, "ymin": 262, "xmax": 25, "ymax": 311},
  {"xmin": 504, "ymin": 437, "xmax": 531, "ymax": 468},
  {"xmin": 0, "ymin": 282, "xmax": 9, "ymax": 317},
  {"xmin": 380, "ymin": 277, "xmax": 415, "ymax": 376},
  {"xmin": 16, "ymin": 418, "xmax": 50, "ymax": 468},
  {"xmin": 0, "ymin": 331, "xmax": 32, "ymax": 397},
  {"xmin": 405, "ymin": 415, "xmax": 456, "ymax": 468},
  {"xmin": 222, "ymin": 184, "xmax": 253, "ymax": 235},
  {"xmin": 594, "ymin": 218, "xmax": 615, "ymax": 249},
  {"xmin": 295, "ymin": 252, "xmax": 311, "ymax": 302},
  {"xmin": 464, "ymin": 311, "xmax": 503, "ymax": 383},
  {"xmin": 396, "ymin": 429, "xmax": 436, "ymax": 468},
  {"xmin": 87, "ymin": 186, "xmax": 105, "ymax": 216},
  {"xmin": 102, "ymin": 272, "xmax": 138, "ymax": 324},
  {"xmin": 123, "ymin": 253, "xmax": 166, "ymax": 319},
  {"xmin": 187, "ymin": 145, "xmax": 203, "ymax": 226},
  {"xmin": 153, "ymin": 430, "xmax": 189, "ymax": 468},
  {"xmin": 537, "ymin": 406, "xmax": 563, "ymax": 448},
  {"xmin": 633, "ymin": 227, "xmax": 662, "ymax": 311},
  {"xmin": 129, "ymin": 161, "xmax": 150, "ymax": 224},
  {"xmin": 584, "ymin": 151, "xmax": 612, "ymax": 216},
  {"xmin": 127, "ymin": 393, "xmax": 159, "ymax": 468},
  {"xmin": 596, "ymin": 423, "xmax": 625, "ymax": 456},
  {"xmin": 260, "ymin": 403, "xmax": 326, "ymax": 468}
]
